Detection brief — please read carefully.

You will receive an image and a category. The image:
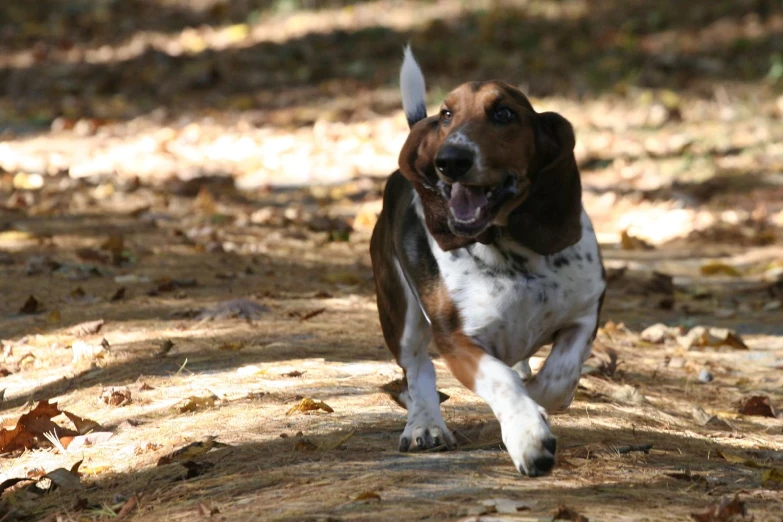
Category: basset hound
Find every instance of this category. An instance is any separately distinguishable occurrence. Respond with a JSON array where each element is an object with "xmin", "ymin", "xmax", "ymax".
[{"xmin": 370, "ymin": 47, "xmax": 606, "ymax": 476}]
